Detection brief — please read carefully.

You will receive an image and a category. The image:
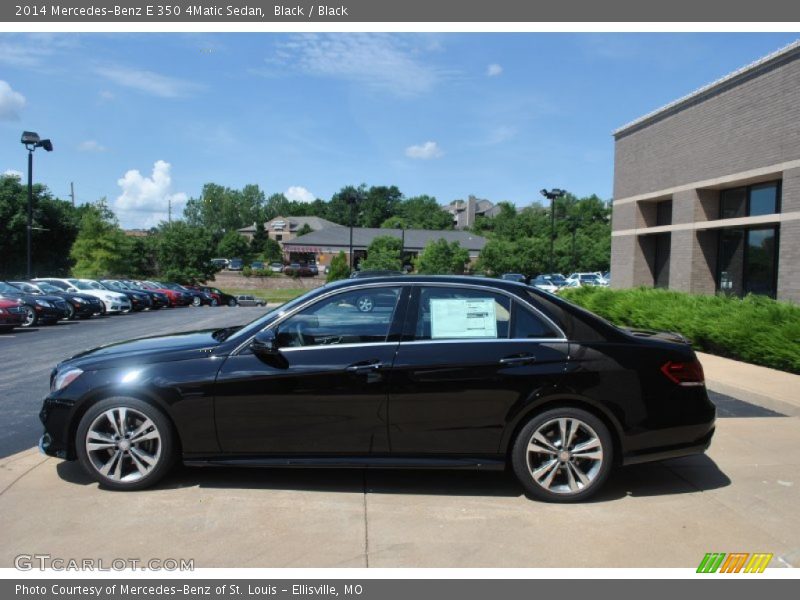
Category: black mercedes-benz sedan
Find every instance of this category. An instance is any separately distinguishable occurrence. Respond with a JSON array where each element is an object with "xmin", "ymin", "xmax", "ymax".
[{"xmin": 38, "ymin": 276, "xmax": 715, "ymax": 502}]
